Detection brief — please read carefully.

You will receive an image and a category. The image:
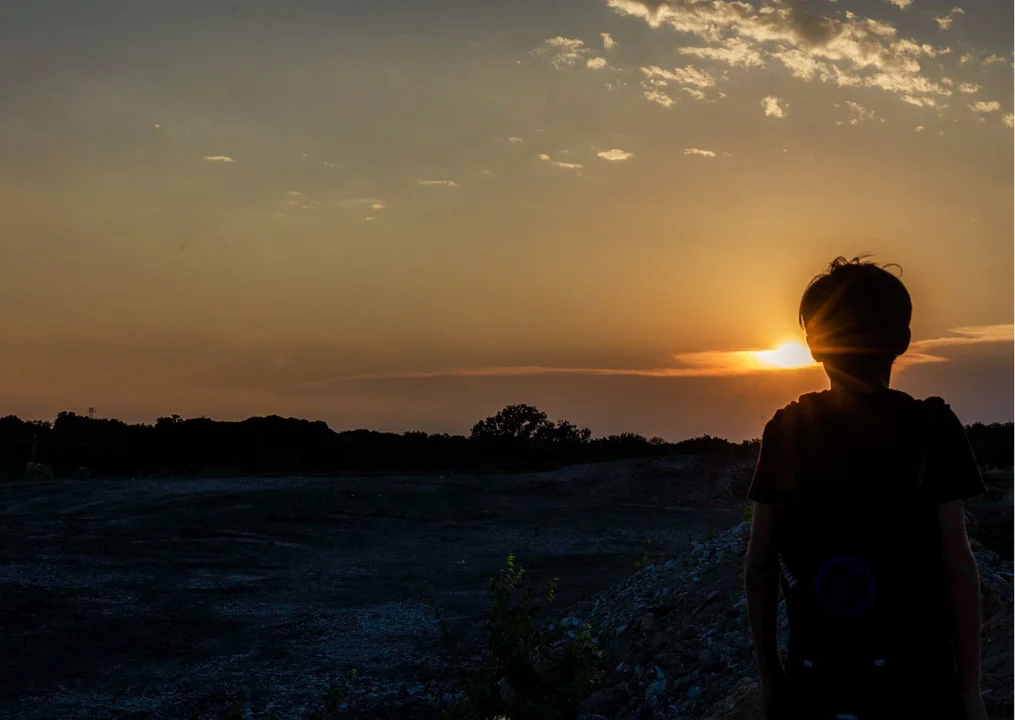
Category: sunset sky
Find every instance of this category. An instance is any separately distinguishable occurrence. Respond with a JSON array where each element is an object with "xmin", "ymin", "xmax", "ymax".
[{"xmin": 1, "ymin": 0, "xmax": 1011, "ymax": 441}]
